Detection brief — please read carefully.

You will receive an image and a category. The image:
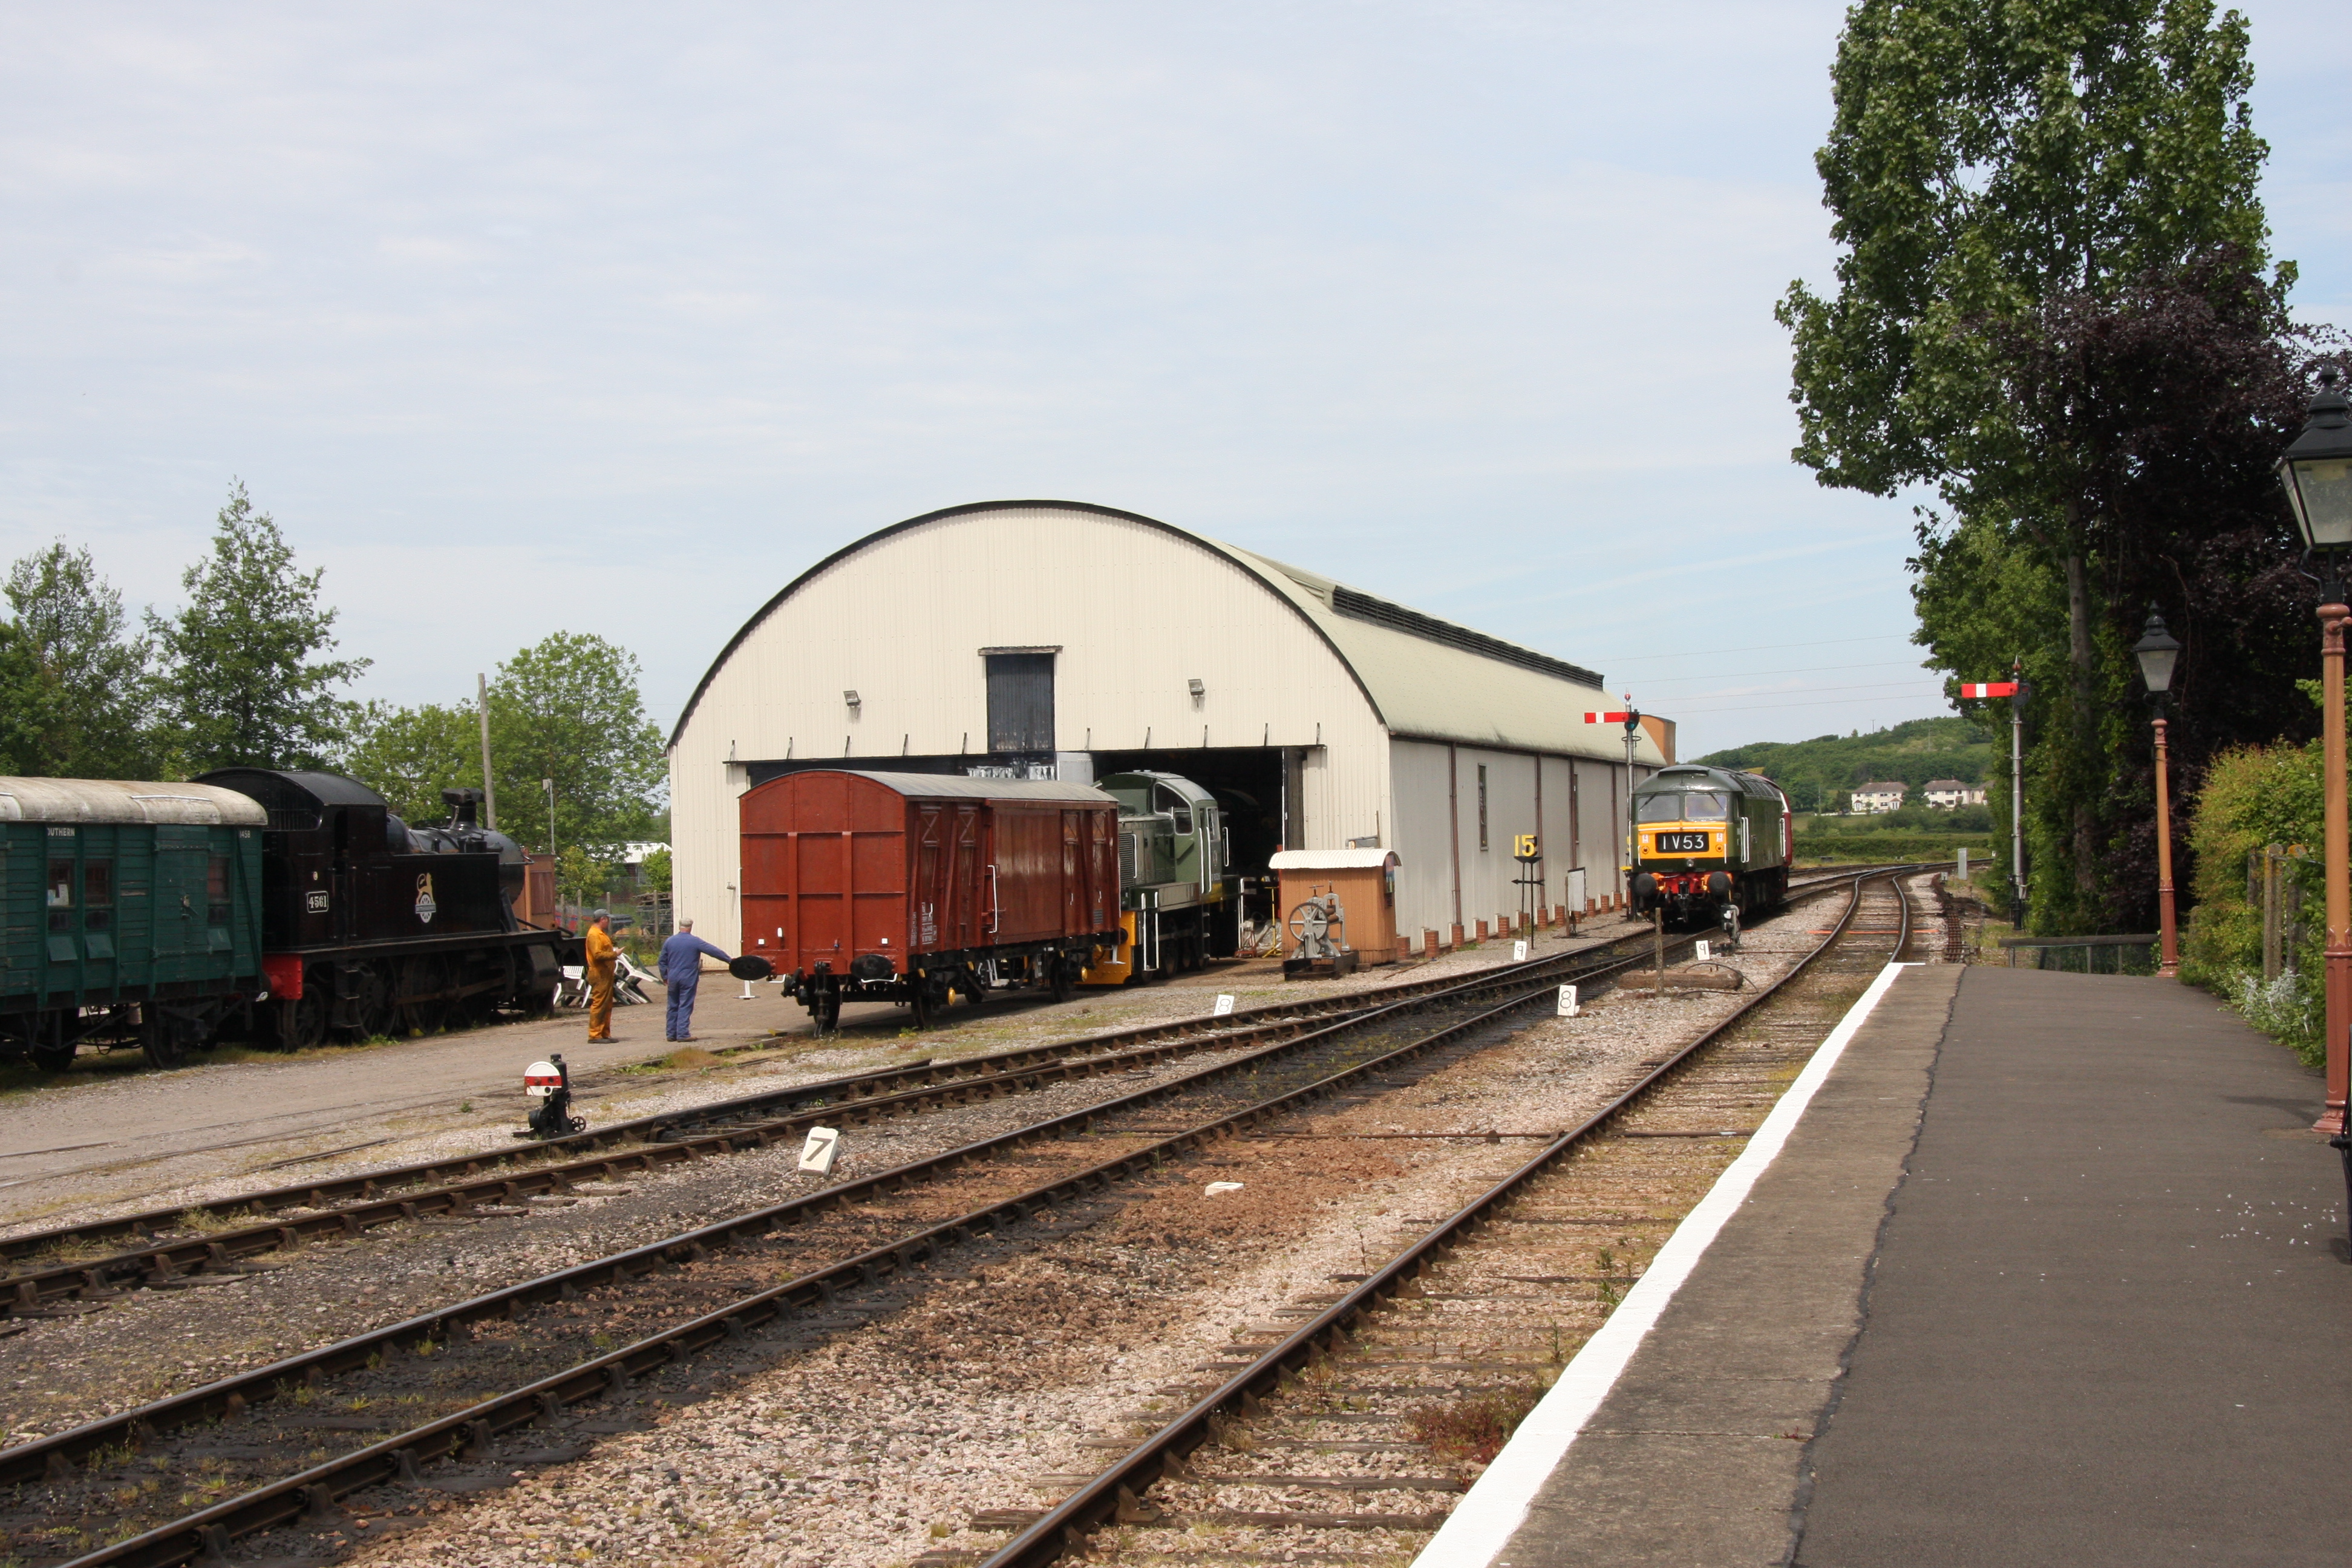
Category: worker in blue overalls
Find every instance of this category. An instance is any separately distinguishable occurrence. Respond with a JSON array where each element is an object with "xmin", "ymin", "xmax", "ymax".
[{"xmin": 659, "ymin": 917, "xmax": 734, "ymax": 1042}]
